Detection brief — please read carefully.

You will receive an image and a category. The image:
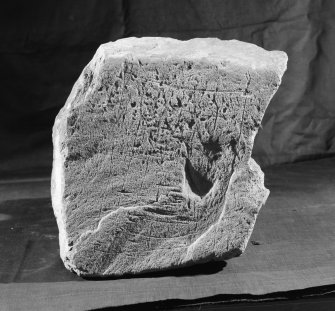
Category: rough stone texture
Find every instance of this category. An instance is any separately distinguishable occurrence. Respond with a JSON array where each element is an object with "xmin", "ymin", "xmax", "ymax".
[{"xmin": 51, "ymin": 37, "xmax": 287, "ymax": 277}]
